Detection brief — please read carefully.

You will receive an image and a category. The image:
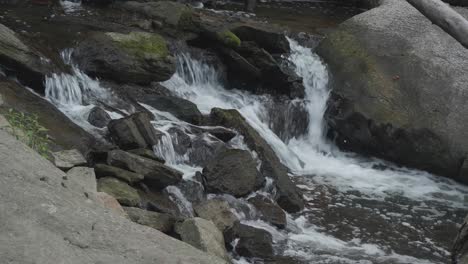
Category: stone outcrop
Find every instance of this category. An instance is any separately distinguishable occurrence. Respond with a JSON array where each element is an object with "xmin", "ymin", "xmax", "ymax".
[
  {"xmin": 317, "ymin": 0, "xmax": 468, "ymax": 181},
  {"xmin": 73, "ymin": 31, "xmax": 175, "ymax": 84},
  {"xmin": 0, "ymin": 129, "xmax": 228, "ymax": 264}
]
